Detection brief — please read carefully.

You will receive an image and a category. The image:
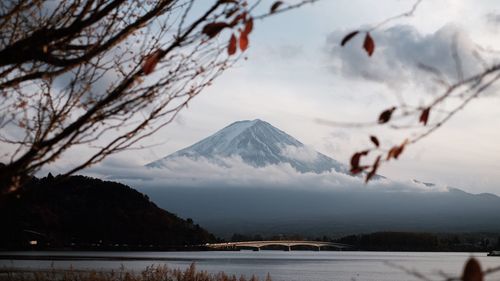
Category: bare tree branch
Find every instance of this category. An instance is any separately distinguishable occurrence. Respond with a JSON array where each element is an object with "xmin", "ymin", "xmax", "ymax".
[{"xmin": 0, "ymin": 0, "xmax": 316, "ymax": 192}]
